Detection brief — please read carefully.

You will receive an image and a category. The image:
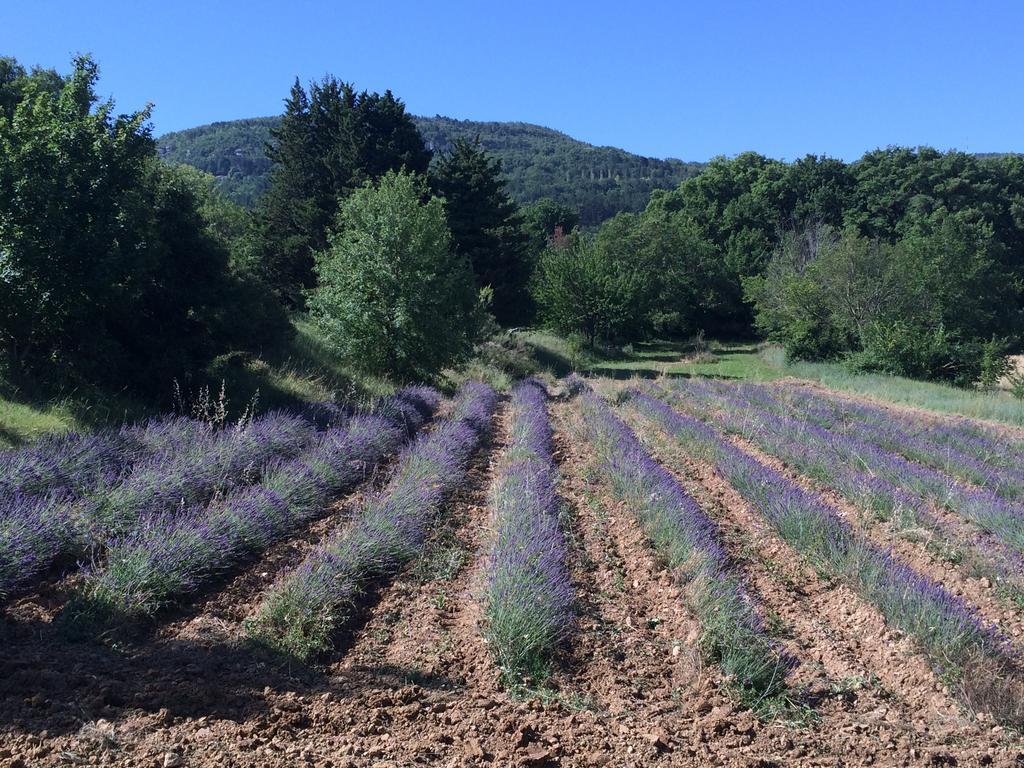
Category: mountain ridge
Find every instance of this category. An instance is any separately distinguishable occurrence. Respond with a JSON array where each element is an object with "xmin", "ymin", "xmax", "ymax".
[{"xmin": 157, "ymin": 115, "xmax": 705, "ymax": 225}]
